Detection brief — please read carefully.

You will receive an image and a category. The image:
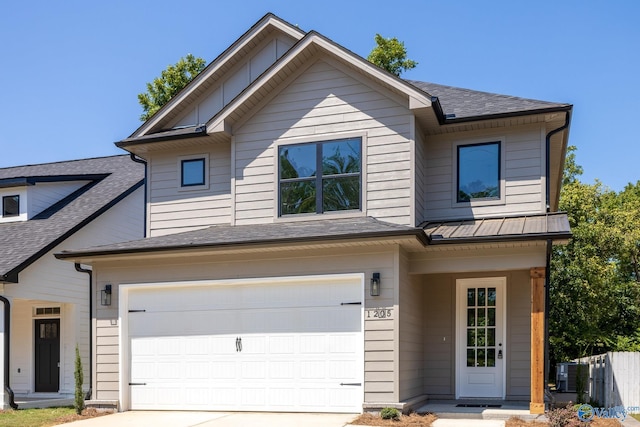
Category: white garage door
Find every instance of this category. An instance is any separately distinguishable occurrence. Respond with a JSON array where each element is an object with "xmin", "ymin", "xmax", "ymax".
[{"xmin": 125, "ymin": 275, "xmax": 363, "ymax": 412}]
